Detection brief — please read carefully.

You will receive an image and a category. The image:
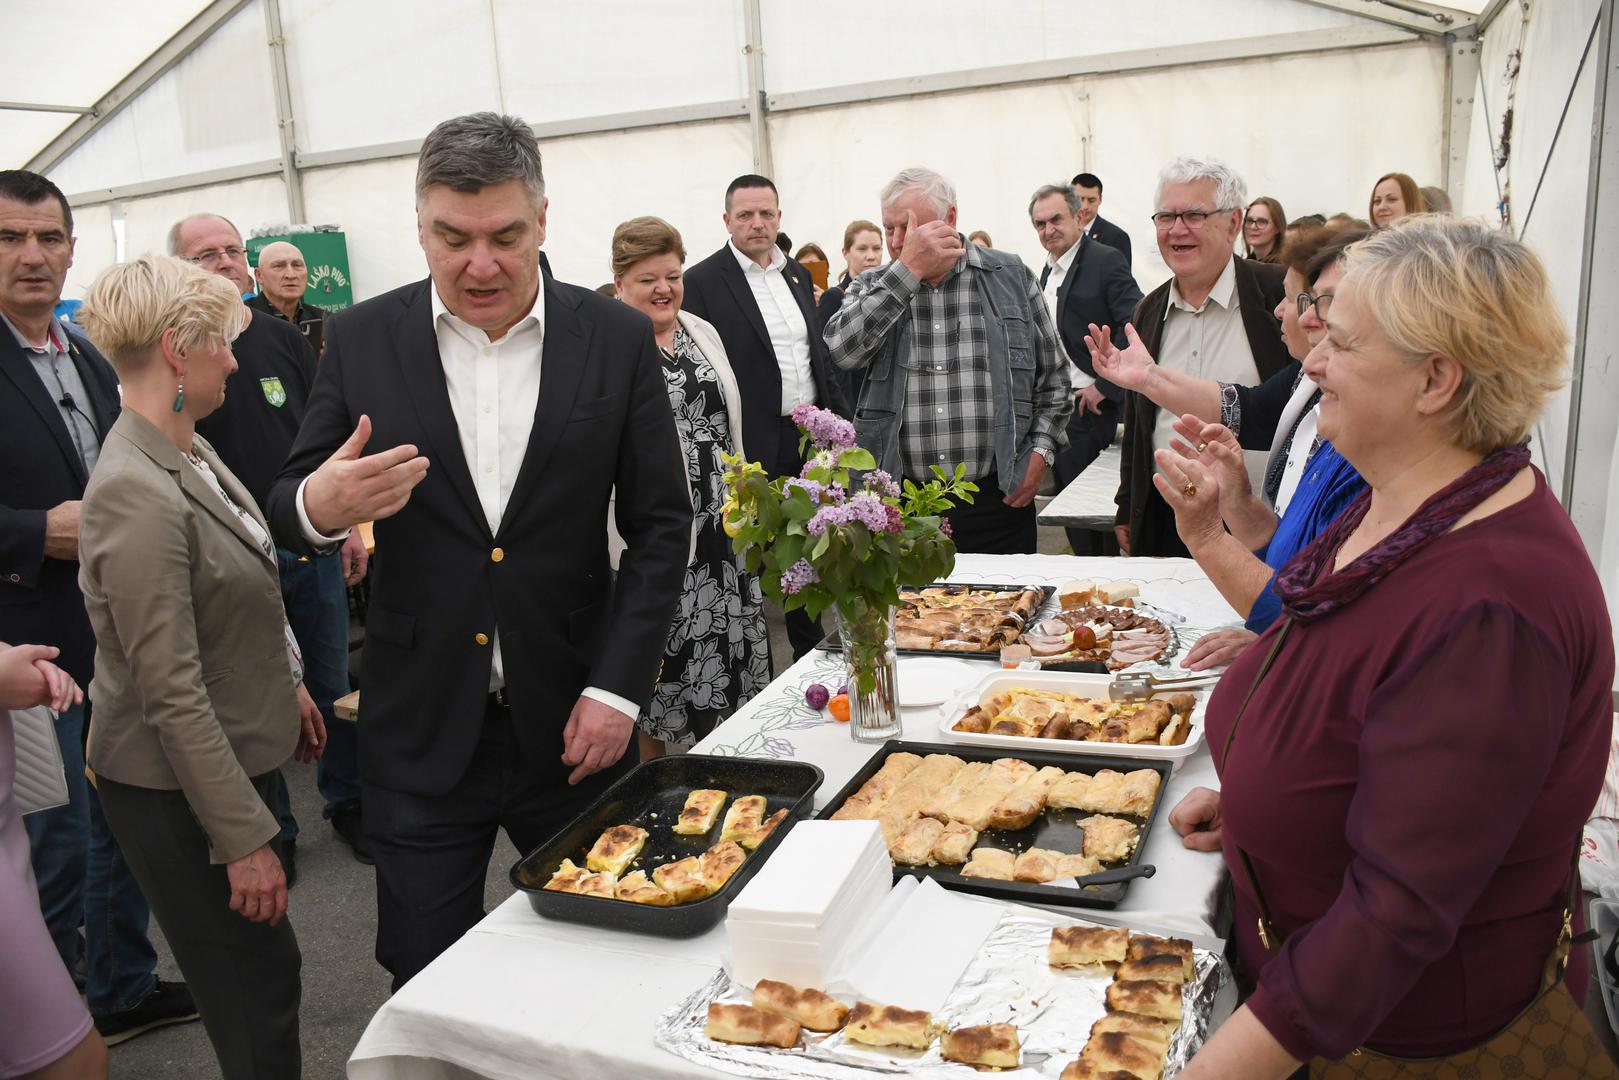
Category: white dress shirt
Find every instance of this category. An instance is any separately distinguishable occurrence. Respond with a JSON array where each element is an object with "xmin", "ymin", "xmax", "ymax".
[
  {"xmin": 298, "ymin": 283, "xmax": 638, "ymax": 719},
  {"xmin": 729, "ymin": 241, "xmax": 815, "ymax": 414},
  {"xmin": 1041, "ymin": 240, "xmax": 1095, "ymax": 392},
  {"xmin": 1152, "ymin": 257, "xmax": 1259, "ymax": 463}
]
